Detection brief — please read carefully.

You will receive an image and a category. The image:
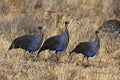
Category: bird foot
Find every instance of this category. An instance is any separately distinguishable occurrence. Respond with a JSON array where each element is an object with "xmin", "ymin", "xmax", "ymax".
[
  {"xmin": 82, "ymin": 63, "xmax": 91, "ymax": 67},
  {"xmin": 68, "ymin": 60, "xmax": 74, "ymax": 64},
  {"xmin": 32, "ymin": 58, "xmax": 39, "ymax": 62}
]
